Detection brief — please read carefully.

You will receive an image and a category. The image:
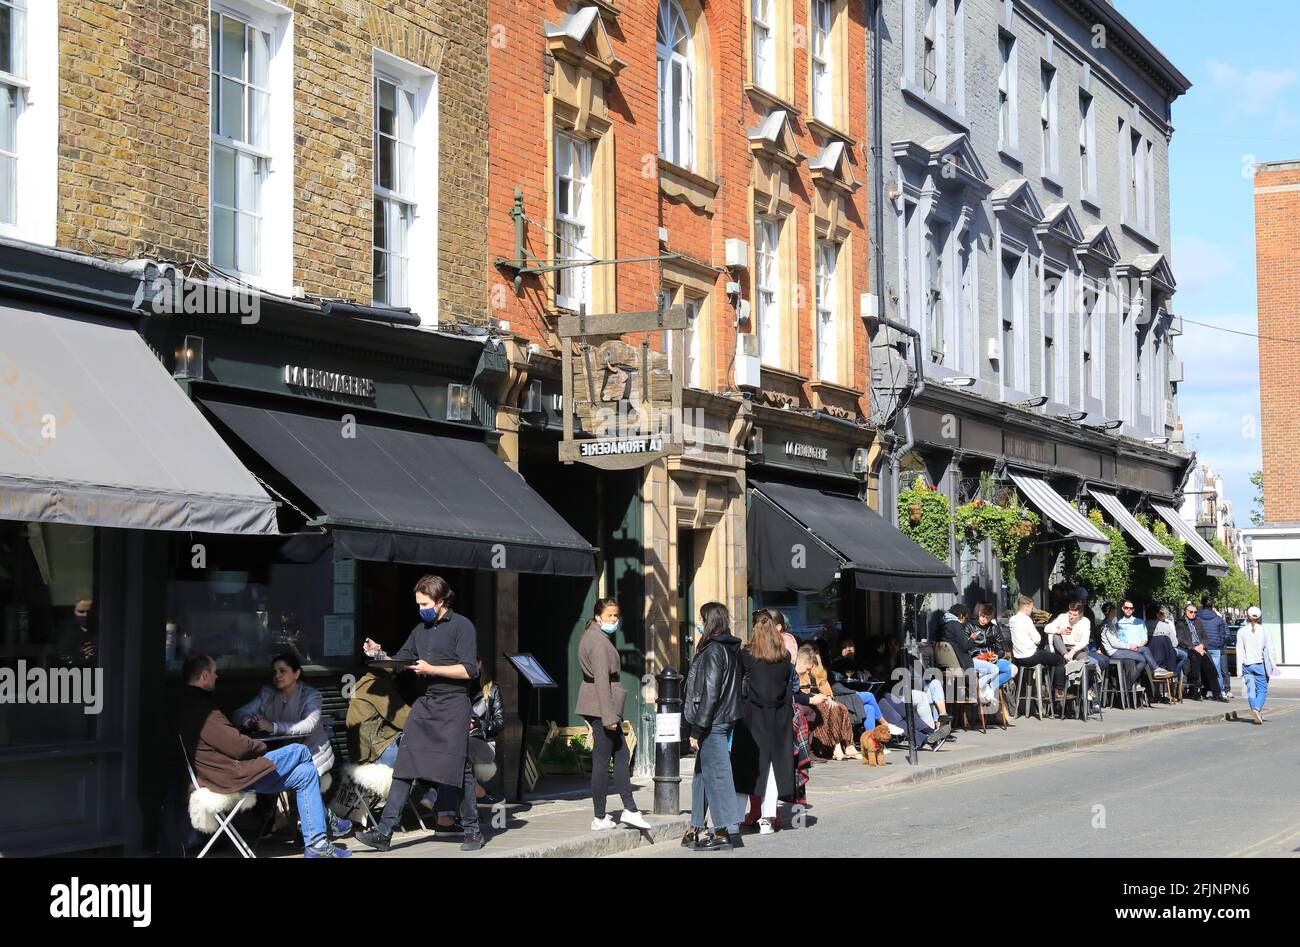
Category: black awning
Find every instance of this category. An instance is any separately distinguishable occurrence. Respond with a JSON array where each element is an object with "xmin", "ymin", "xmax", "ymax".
[
  {"xmin": 748, "ymin": 480, "xmax": 957, "ymax": 595},
  {"xmin": 201, "ymin": 398, "xmax": 595, "ymax": 576}
]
